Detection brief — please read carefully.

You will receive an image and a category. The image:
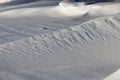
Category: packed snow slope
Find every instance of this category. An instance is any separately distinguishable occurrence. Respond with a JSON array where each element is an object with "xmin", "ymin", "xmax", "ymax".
[{"xmin": 0, "ymin": 1, "xmax": 120, "ymax": 80}]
